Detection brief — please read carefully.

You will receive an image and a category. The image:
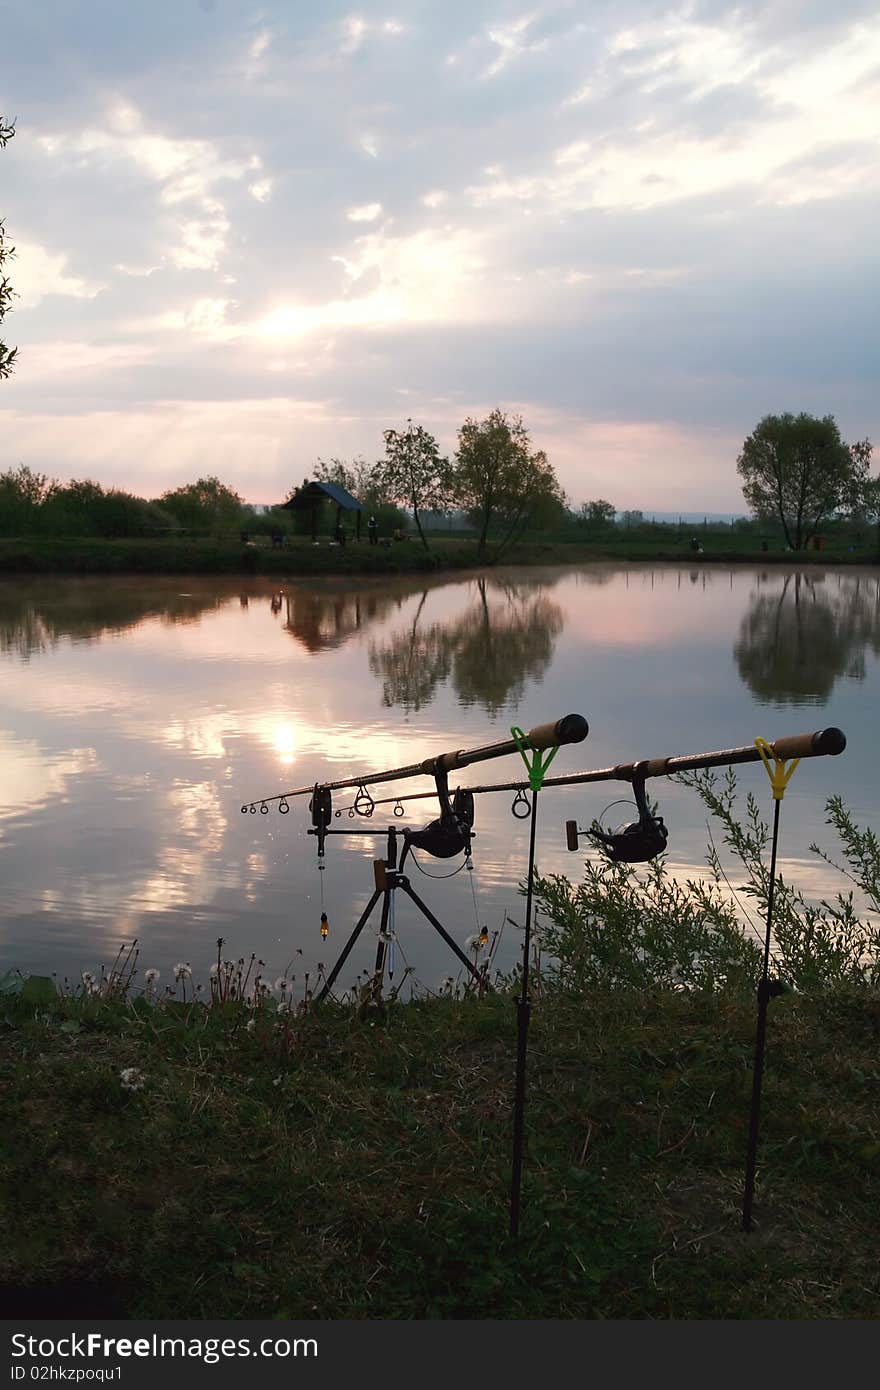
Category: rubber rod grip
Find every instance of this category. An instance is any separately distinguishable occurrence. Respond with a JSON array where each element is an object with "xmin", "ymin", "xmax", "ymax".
[
  {"xmin": 527, "ymin": 714, "xmax": 589, "ymax": 750},
  {"xmin": 565, "ymin": 820, "xmax": 580, "ymax": 852},
  {"xmin": 771, "ymin": 727, "xmax": 846, "ymax": 760}
]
